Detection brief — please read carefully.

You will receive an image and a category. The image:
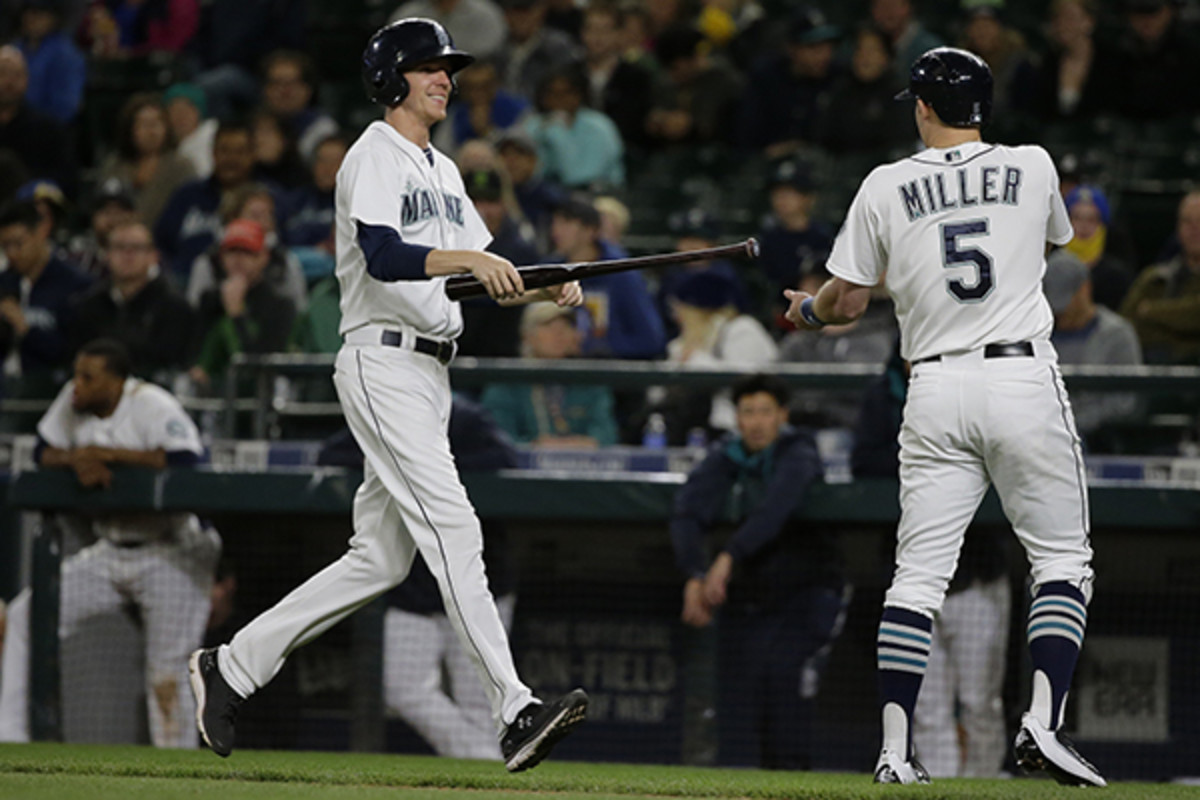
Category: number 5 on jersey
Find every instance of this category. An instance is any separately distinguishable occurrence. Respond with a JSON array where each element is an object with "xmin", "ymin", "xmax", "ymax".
[{"xmin": 941, "ymin": 219, "xmax": 993, "ymax": 302}]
